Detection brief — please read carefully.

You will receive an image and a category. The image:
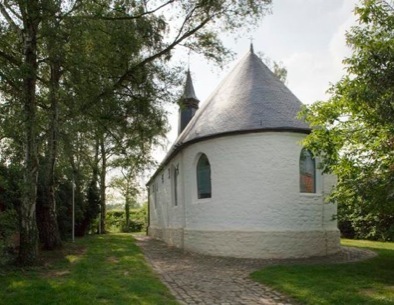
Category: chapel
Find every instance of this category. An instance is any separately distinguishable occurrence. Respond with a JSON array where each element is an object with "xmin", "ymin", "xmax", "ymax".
[{"xmin": 147, "ymin": 45, "xmax": 340, "ymax": 259}]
